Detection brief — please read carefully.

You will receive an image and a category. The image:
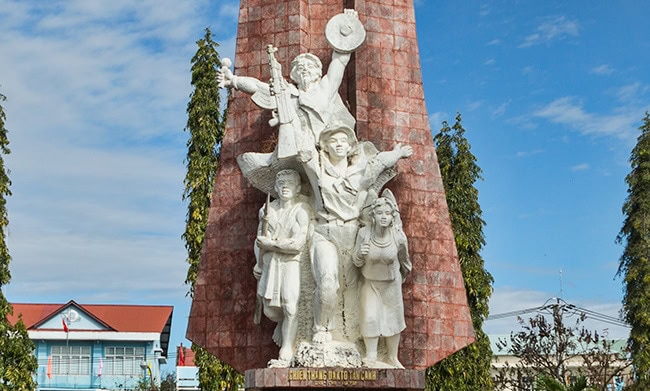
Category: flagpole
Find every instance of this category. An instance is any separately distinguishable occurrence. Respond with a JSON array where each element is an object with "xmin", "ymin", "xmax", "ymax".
[
  {"xmin": 98, "ymin": 357, "xmax": 103, "ymax": 388},
  {"xmin": 62, "ymin": 316, "xmax": 69, "ymax": 375}
]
